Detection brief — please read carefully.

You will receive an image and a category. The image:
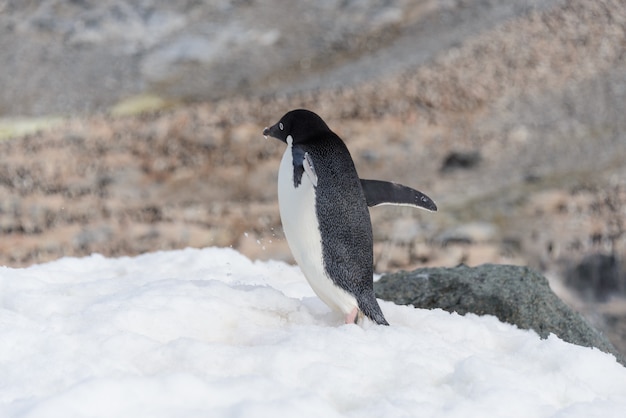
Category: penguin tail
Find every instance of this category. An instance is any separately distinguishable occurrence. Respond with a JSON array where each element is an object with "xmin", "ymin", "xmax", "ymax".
[
  {"xmin": 358, "ymin": 296, "xmax": 389, "ymax": 326},
  {"xmin": 367, "ymin": 311, "xmax": 390, "ymax": 326}
]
